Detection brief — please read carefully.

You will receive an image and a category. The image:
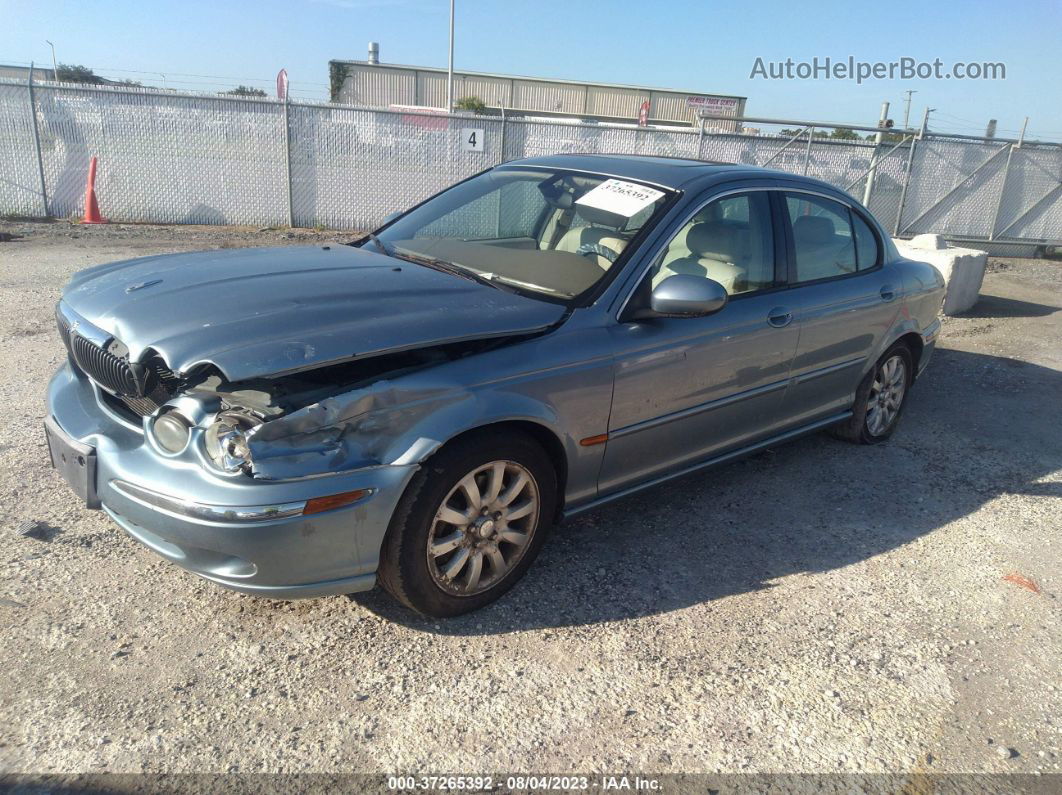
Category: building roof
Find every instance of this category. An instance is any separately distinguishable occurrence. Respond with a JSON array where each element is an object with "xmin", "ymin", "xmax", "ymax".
[
  {"xmin": 329, "ymin": 59, "xmax": 745, "ymax": 101},
  {"xmin": 0, "ymin": 63, "xmax": 56, "ymax": 80}
]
